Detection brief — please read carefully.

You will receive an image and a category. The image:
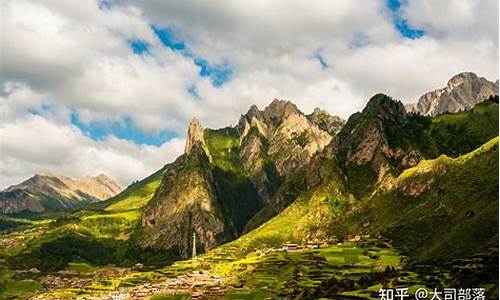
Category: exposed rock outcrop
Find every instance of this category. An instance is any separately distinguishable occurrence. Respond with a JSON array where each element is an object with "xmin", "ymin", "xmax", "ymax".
[
  {"xmin": 236, "ymin": 99, "xmax": 337, "ymax": 207},
  {"xmin": 184, "ymin": 118, "xmax": 205, "ymax": 154},
  {"xmin": 139, "ymin": 99, "xmax": 341, "ymax": 256},
  {"xmin": 238, "ymin": 99, "xmax": 334, "ymax": 176},
  {"xmin": 140, "ymin": 143, "xmax": 234, "ymax": 257},
  {"xmin": 332, "ymin": 94, "xmax": 422, "ymax": 196},
  {"xmin": 406, "ymin": 72, "xmax": 499, "ymax": 116},
  {"xmin": 307, "ymin": 108, "xmax": 345, "ymax": 136}
]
